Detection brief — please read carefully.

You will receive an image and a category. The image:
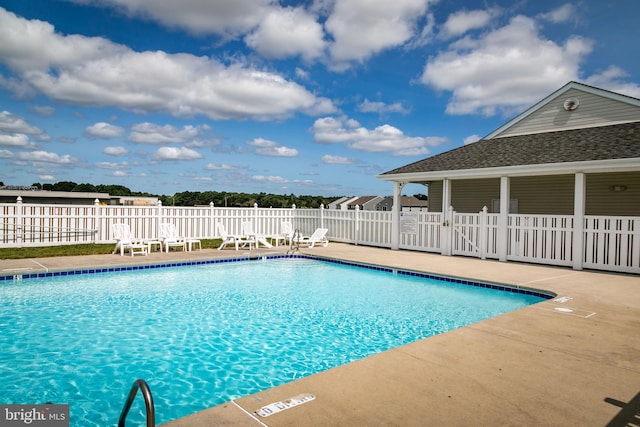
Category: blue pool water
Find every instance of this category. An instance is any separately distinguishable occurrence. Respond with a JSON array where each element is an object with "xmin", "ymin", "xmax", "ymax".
[{"xmin": 0, "ymin": 257, "xmax": 548, "ymax": 426}]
